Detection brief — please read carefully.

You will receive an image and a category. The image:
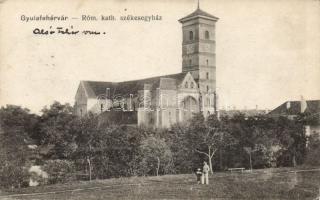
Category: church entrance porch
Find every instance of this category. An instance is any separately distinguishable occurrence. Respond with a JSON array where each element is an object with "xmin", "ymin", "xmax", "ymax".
[{"xmin": 179, "ymin": 96, "xmax": 199, "ymax": 122}]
